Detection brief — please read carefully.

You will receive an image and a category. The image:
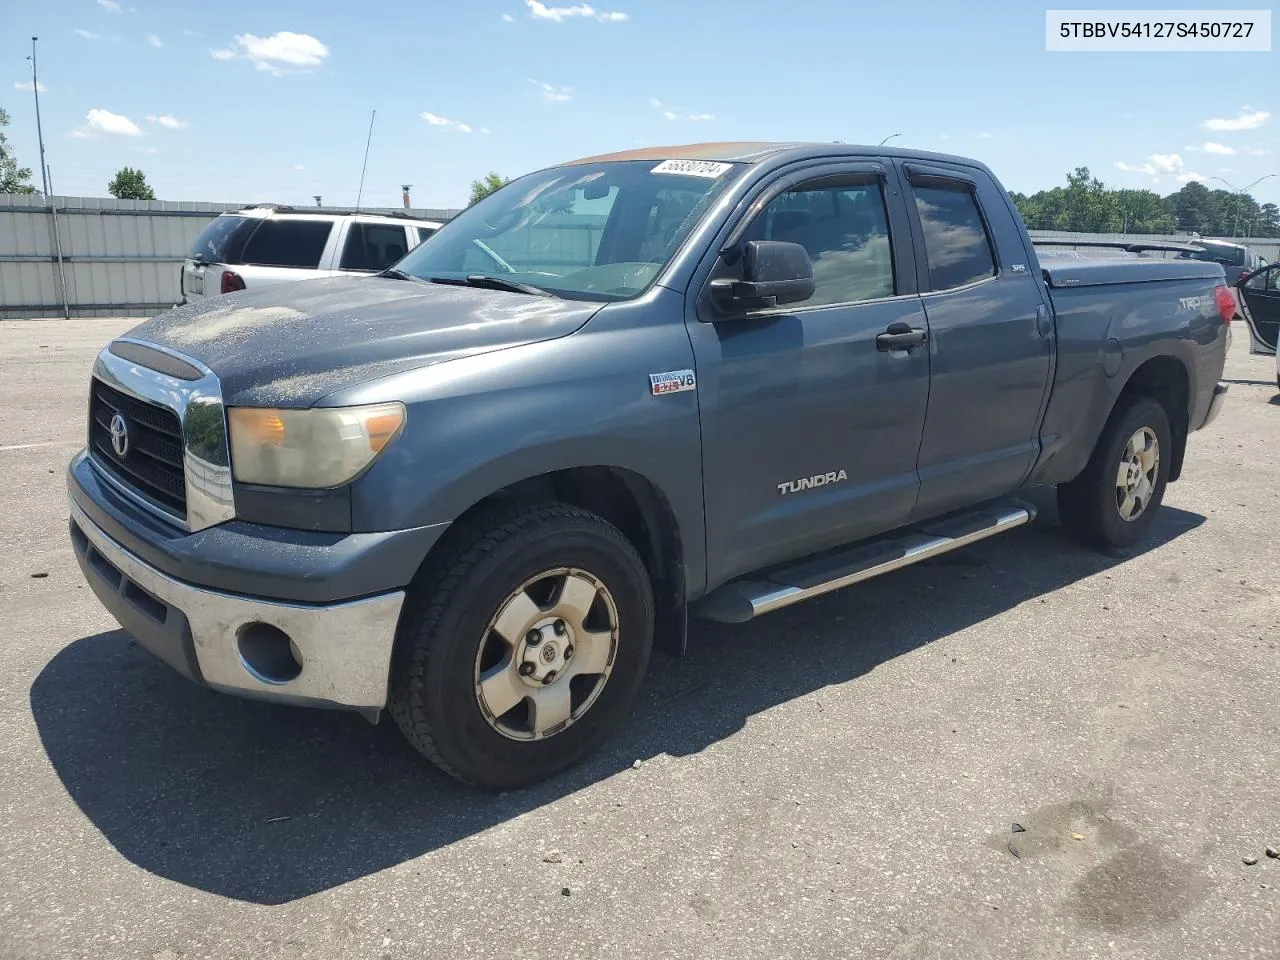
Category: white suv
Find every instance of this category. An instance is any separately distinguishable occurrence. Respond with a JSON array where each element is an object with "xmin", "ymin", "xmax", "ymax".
[{"xmin": 180, "ymin": 205, "xmax": 442, "ymax": 301}]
